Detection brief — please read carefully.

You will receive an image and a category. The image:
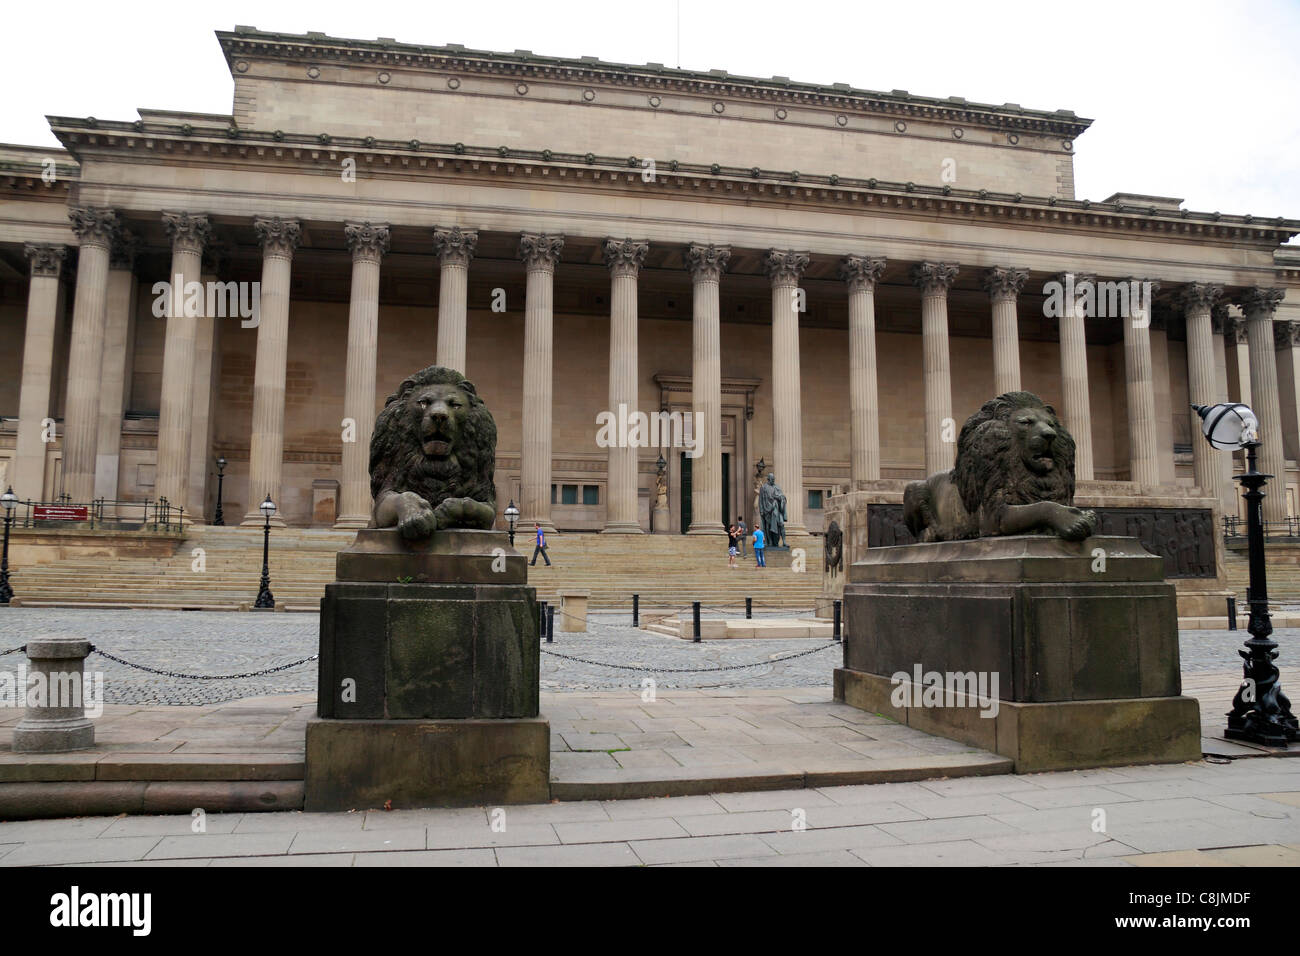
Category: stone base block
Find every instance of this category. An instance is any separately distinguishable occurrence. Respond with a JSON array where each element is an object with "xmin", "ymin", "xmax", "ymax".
[
  {"xmin": 12, "ymin": 717, "xmax": 95, "ymax": 754},
  {"xmin": 834, "ymin": 668, "xmax": 1201, "ymax": 773},
  {"xmin": 304, "ymin": 717, "xmax": 550, "ymax": 810}
]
